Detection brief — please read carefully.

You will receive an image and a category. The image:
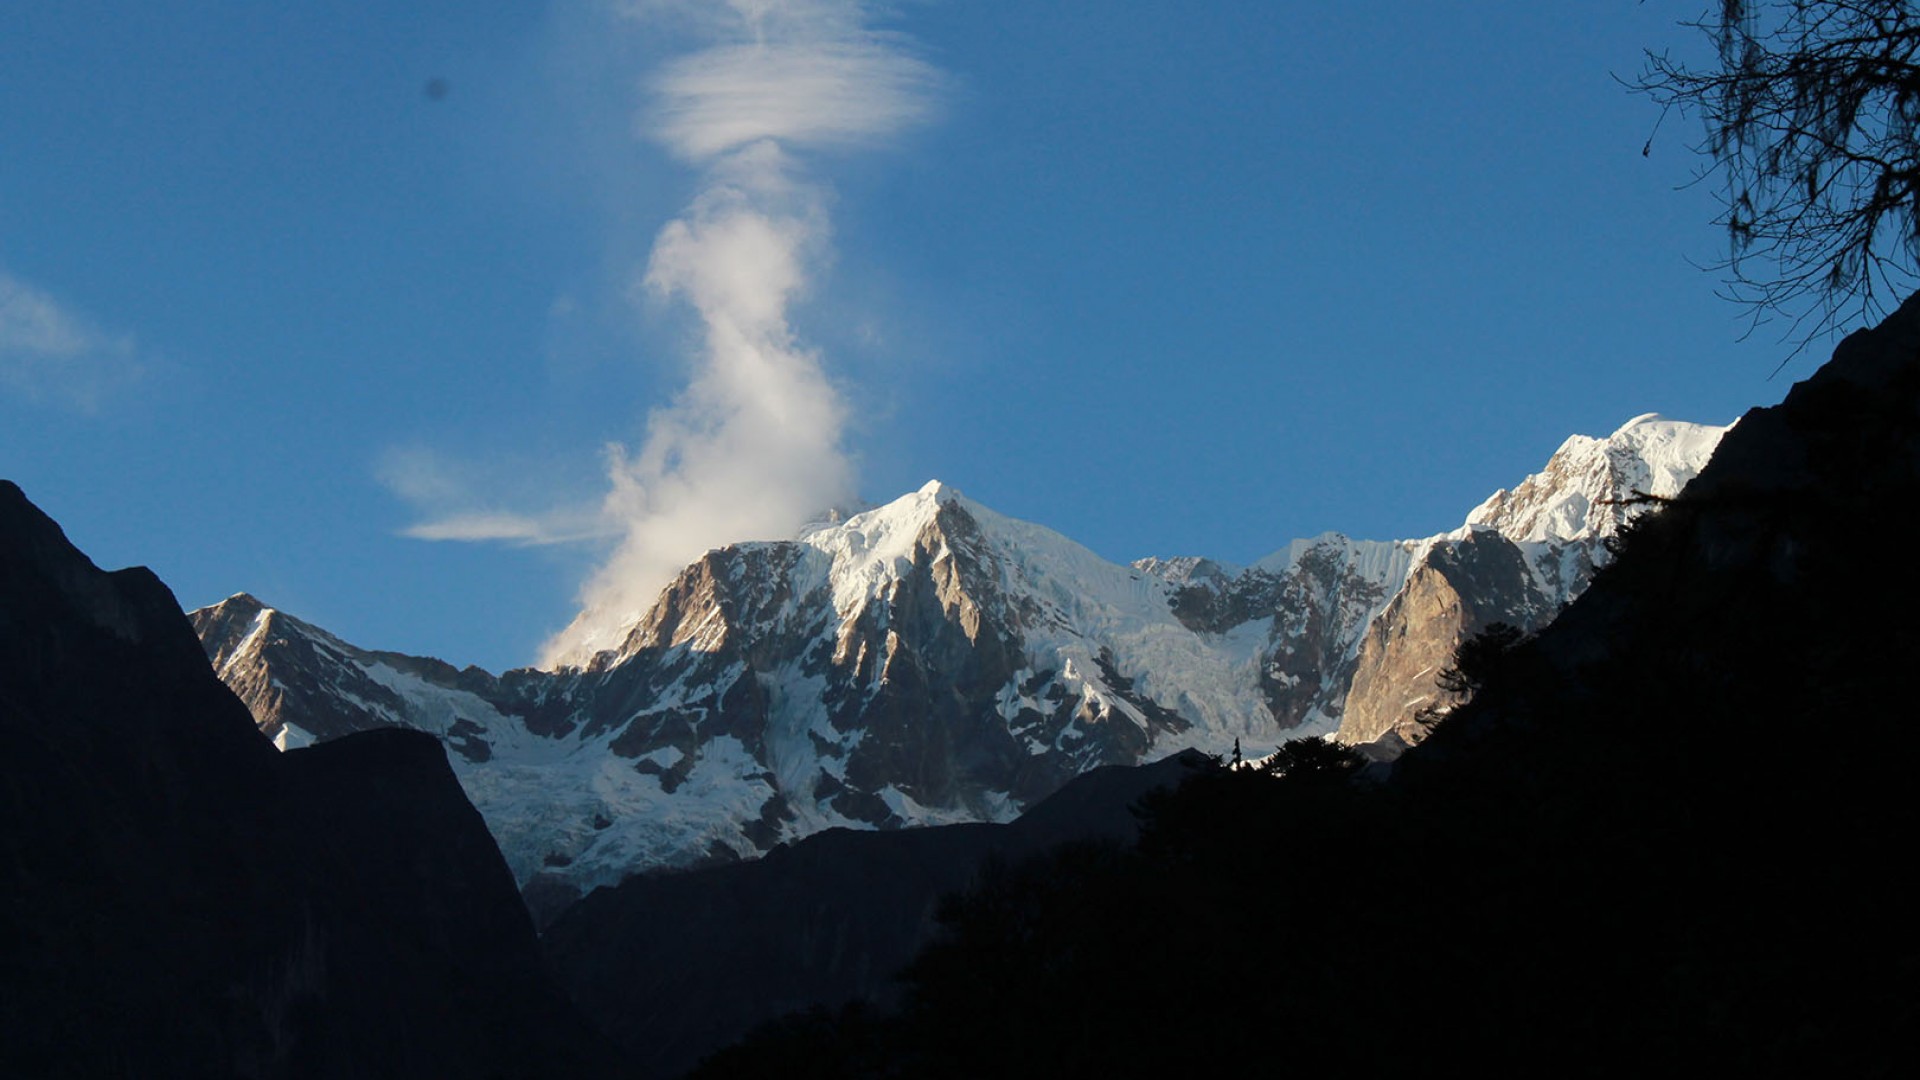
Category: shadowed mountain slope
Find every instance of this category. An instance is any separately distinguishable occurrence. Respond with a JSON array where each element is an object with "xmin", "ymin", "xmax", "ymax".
[
  {"xmin": 0, "ymin": 481, "xmax": 616, "ymax": 1079},
  {"xmin": 542, "ymin": 747, "xmax": 1210, "ymax": 1080}
]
